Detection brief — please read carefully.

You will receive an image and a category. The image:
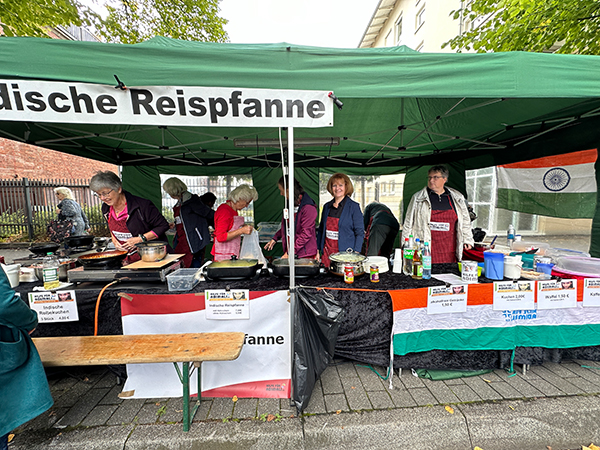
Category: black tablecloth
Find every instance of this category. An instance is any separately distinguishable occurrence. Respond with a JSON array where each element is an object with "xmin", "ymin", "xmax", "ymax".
[{"xmin": 15, "ymin": 263, "xmax": 600, "ymax": 372}]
